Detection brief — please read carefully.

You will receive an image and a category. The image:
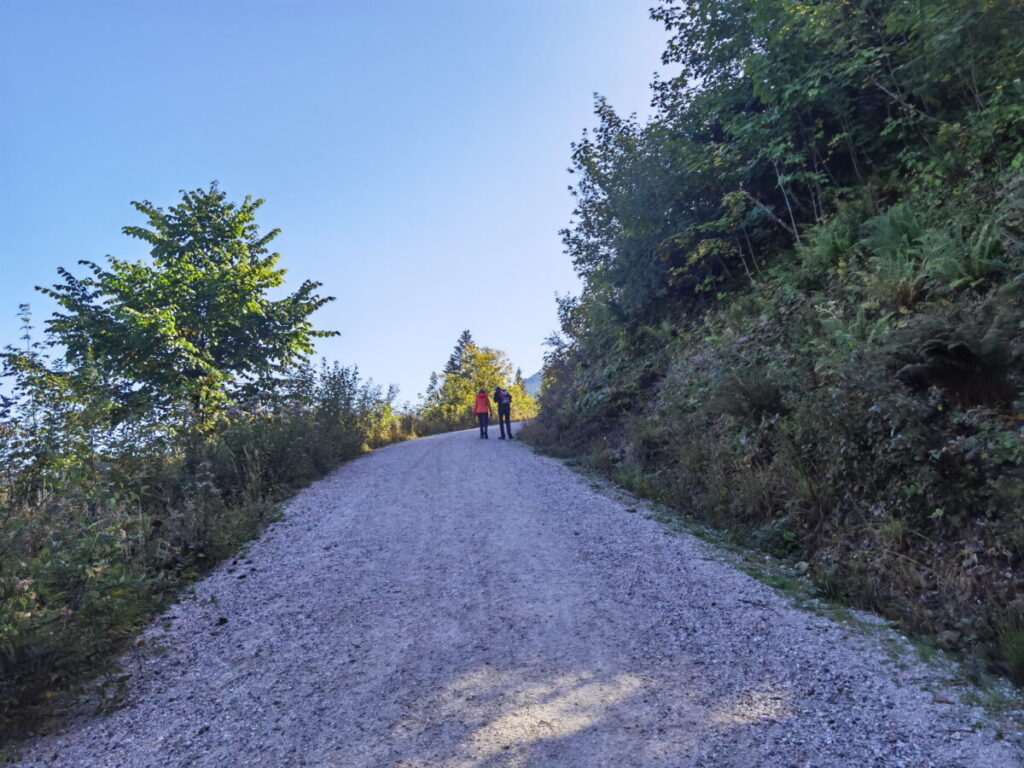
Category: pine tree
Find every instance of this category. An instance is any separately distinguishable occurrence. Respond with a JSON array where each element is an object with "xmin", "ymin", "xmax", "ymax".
[{"xmin": 443, "ymin": 330, "xmax": 474, "ymax": 376}]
